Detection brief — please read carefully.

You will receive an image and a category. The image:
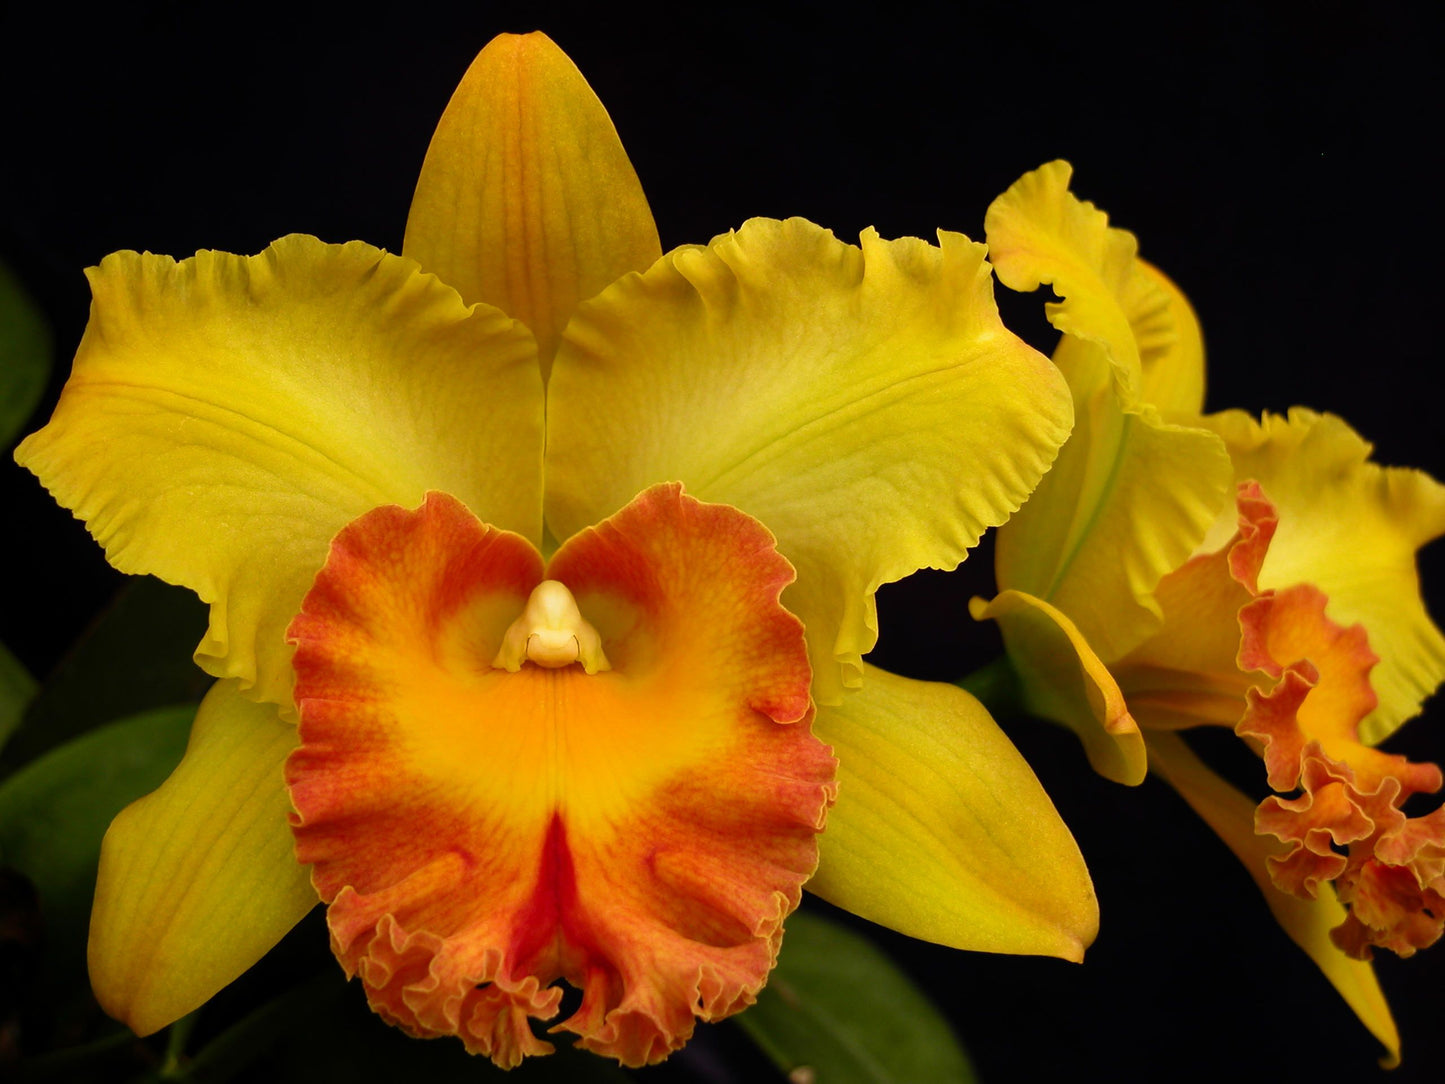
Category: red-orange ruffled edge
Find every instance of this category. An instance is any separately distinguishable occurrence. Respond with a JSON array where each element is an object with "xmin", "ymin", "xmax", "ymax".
[
  {"xmin": 1220, "ymin": 484, "xmax": 1445, "ymax": 959},
  {"xmin": 285, "ymin": 484, "xmax": 836, "ymax": 1066}
]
